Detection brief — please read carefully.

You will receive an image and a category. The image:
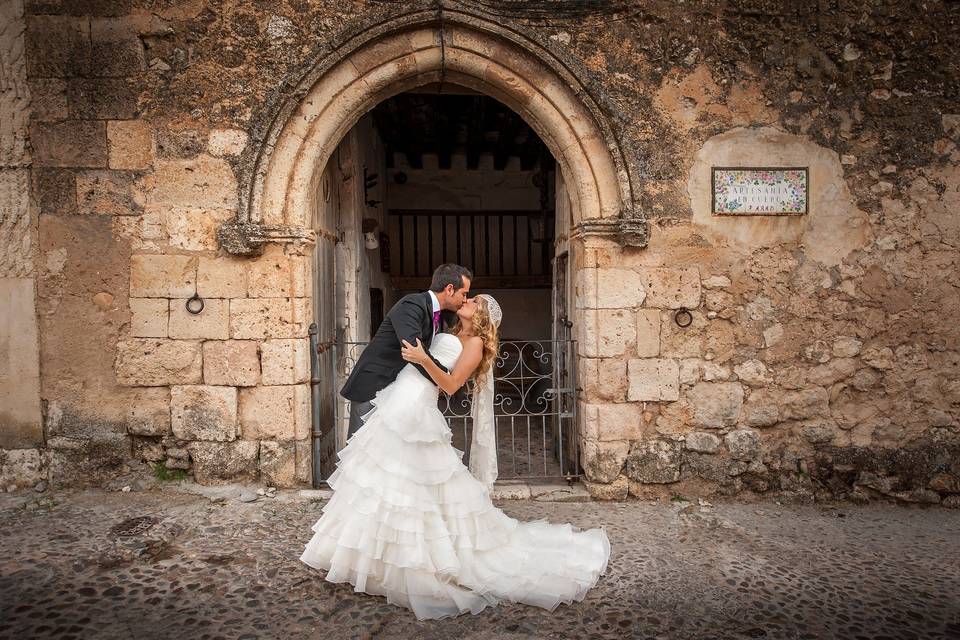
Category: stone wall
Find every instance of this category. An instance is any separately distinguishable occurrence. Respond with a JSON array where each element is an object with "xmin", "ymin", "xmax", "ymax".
[
  {"xmin": 4, "ymin": 0, "xmax": 958, "ymax": 501},
  {"xmin": 0, "ymin": 0, "xmax": 44, "ymax": 491}
]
